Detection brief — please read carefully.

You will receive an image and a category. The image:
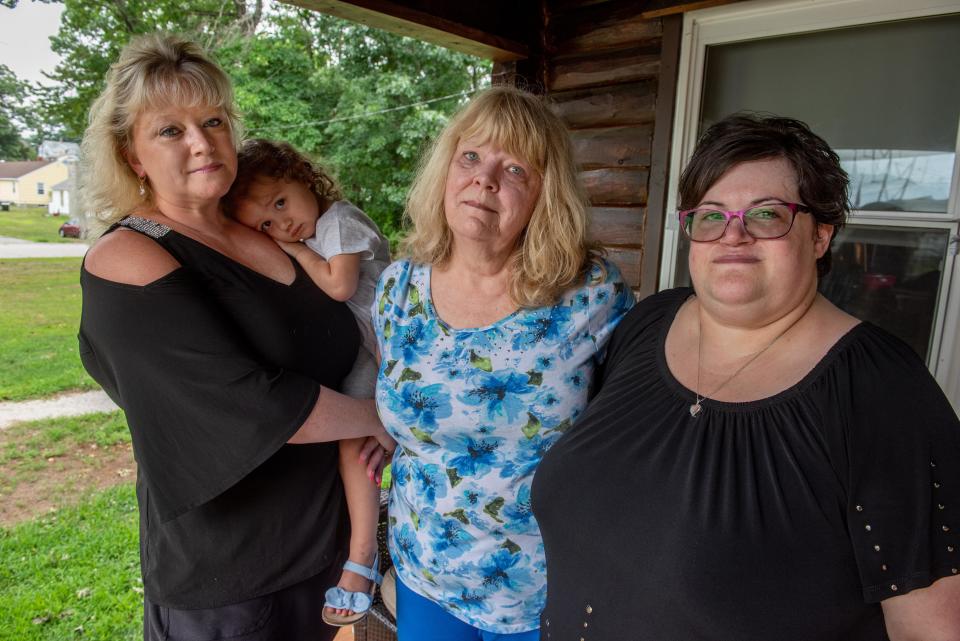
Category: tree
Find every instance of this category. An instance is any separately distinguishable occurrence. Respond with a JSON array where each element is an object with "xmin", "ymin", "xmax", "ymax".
[
  {"xmin": 0, "ymin": 65, "xmax": 33, "ymax": 159},
  {"xmin": 39, "ymin": 0, "xmax": 264, "ymax": 139},
  {"xmin": 227, "ymin": 8, "xmax": 489, "ymax": 236},
  {"xmin": 32, "ymin": 0, "xmax": 490, "ymax": 235}
]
